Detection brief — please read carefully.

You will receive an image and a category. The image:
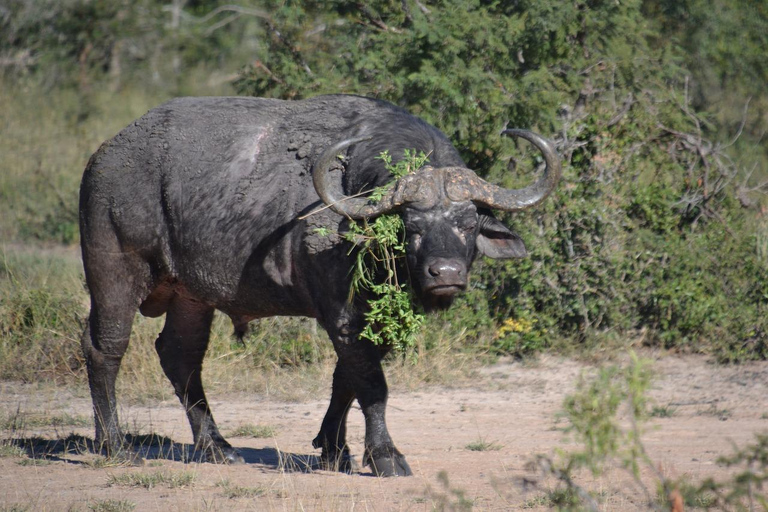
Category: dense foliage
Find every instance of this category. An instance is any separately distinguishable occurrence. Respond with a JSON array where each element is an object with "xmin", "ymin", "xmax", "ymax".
[
  {"xmin": 232, "ymin": 0, "xmax": 768, "ymax": 360},
  {"xmin": 2, "ymin": 0, "xmax": 767, "ymax": 361}
]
